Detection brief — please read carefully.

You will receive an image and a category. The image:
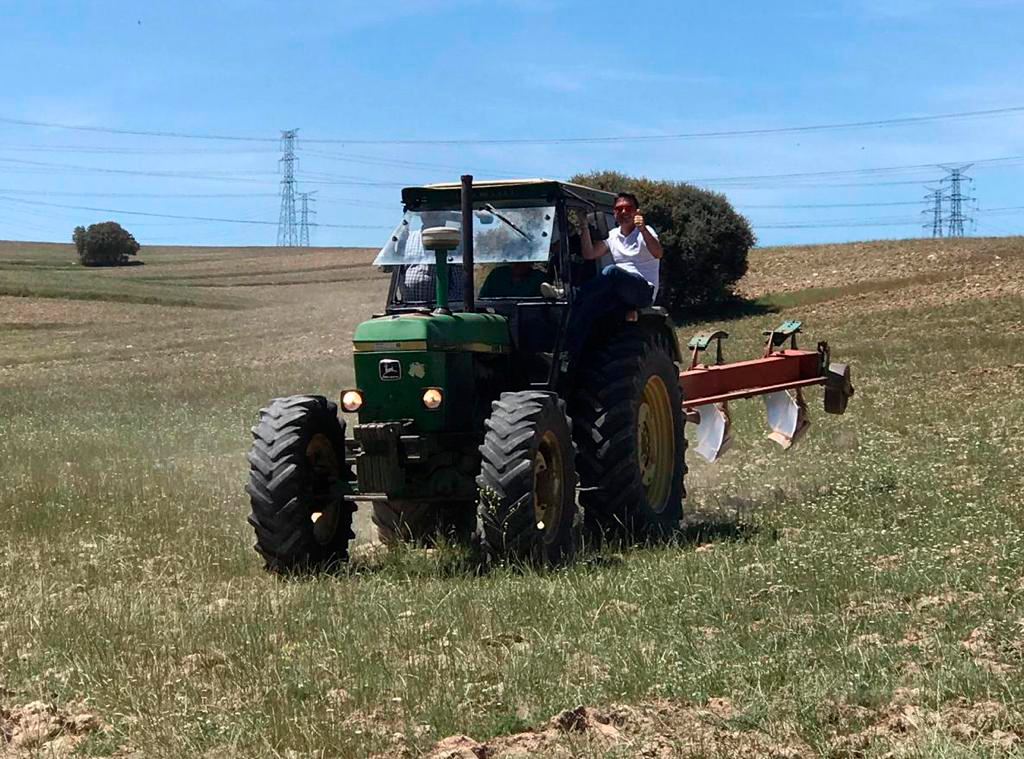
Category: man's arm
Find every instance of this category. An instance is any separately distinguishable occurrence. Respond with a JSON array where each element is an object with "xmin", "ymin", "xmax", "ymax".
[
  {"xmin": 579, "ymin": 215, "xmax": 609, "ymax": 260},
  {"xmin": 635, "ymin": 214, "xmax": 664, "ymax": 259}
]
